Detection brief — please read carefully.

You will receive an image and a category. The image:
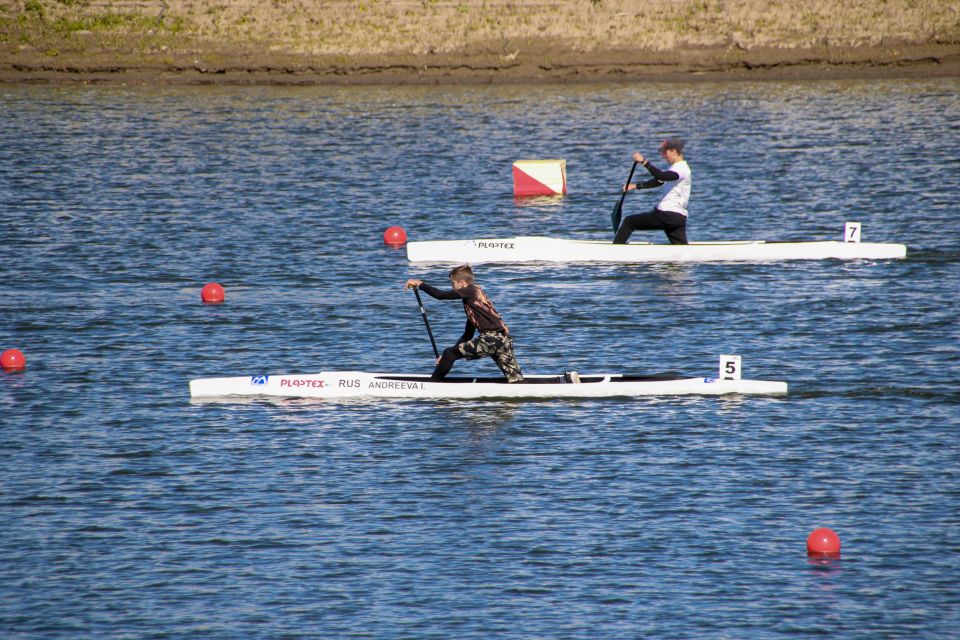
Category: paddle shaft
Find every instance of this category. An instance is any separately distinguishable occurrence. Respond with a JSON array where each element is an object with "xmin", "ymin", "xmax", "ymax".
[
  {"xmin": 611, "ymin": 160, "xmax": 639, "ymax": 232},
  {"xmin": 412, "ymin": 287, "xmax": 441, "ymax": 359}
]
